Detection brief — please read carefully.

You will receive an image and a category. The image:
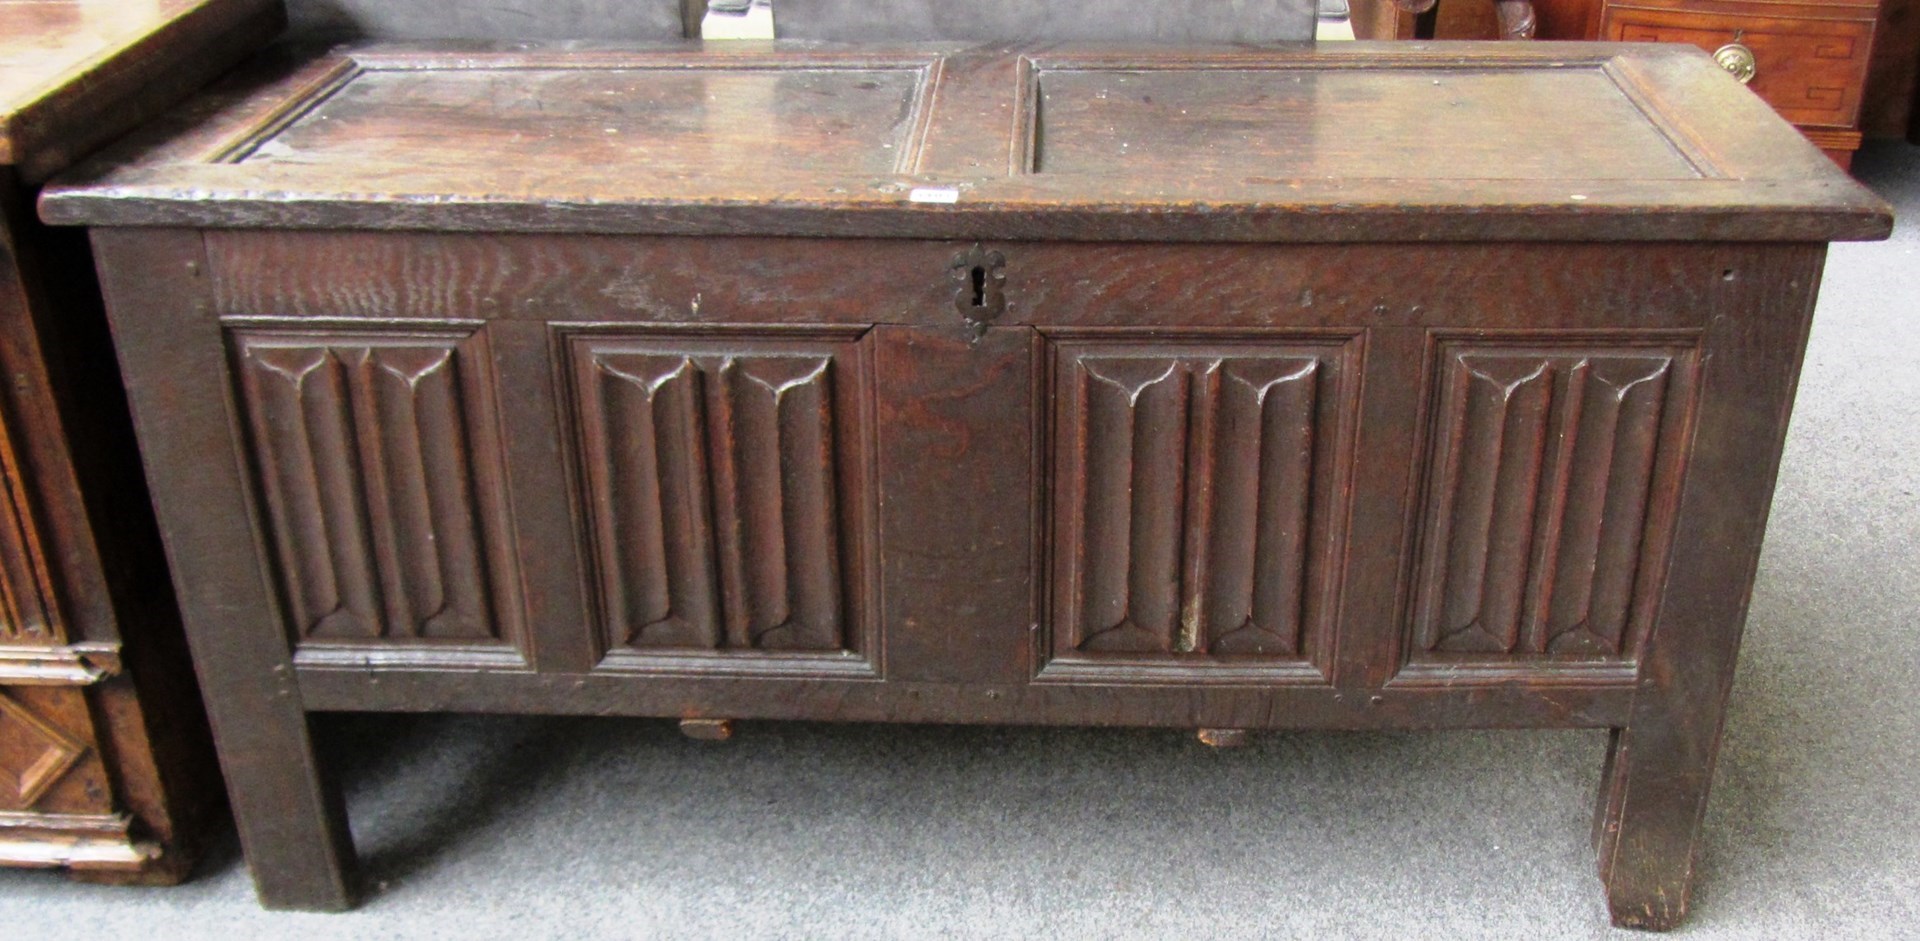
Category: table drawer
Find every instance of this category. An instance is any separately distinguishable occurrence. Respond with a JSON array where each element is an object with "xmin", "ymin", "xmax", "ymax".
[{"xmin": 1603, "ymin": 5, "xmax": 1874, "ymax": 129}]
